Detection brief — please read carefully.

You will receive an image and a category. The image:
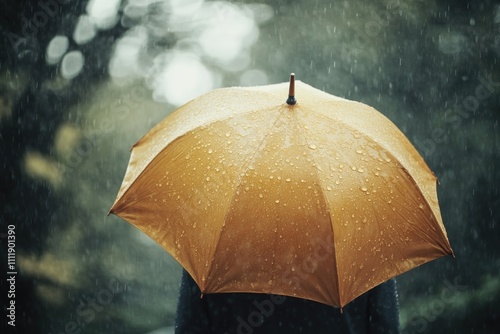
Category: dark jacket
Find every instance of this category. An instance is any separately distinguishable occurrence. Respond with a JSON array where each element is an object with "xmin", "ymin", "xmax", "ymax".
[{"xmin": 175, "ymin": 269, "xmax": 399, "ymax": 334}]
